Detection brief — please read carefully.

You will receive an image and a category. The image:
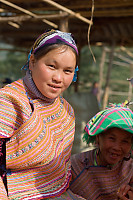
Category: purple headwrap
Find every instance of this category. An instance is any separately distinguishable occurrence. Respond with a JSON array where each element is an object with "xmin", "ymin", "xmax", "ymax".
[{"xmin": 32, "ymin": 29, "xmax": 78, "ymax": 55}]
